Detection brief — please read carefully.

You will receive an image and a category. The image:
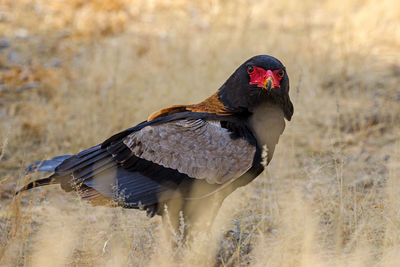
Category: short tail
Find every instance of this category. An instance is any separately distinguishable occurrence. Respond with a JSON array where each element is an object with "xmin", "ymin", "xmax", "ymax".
[
  {"xmin": 25, "ymin": 155, "xmax": 72, "ymax": 174},
  {"xmin": 17, "ymin": 154, "xmax": 72, "ymax": 195},
  {"xmin": 16, "ymin": 177, "xmax": 57, "ymax": 195}
]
